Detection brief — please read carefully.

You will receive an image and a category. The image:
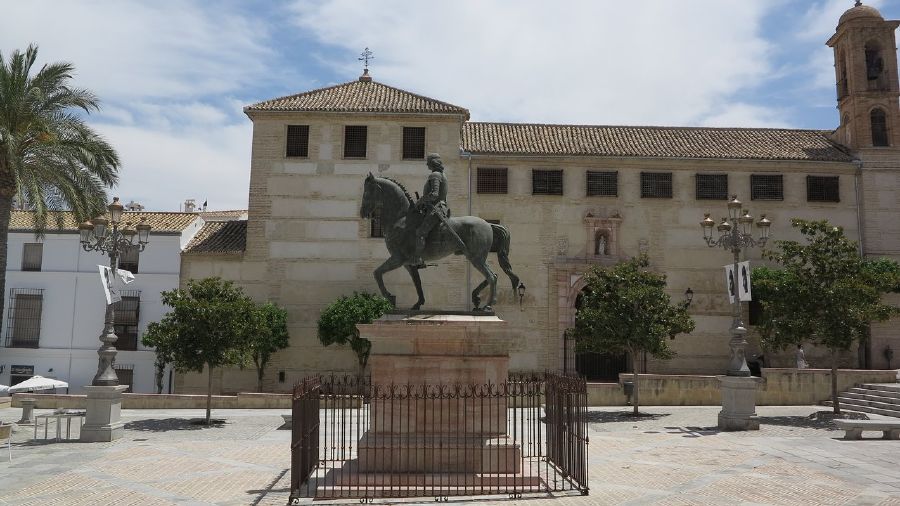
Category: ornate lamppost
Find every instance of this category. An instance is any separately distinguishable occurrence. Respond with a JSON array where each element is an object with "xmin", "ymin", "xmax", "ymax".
[
  {"xmin": 700, "ymin": 195, "xmax": 770, "ymax": 430},
  {"xmin": 78, "ymin": 197, "xmax": 151, "ymax": 386}
]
